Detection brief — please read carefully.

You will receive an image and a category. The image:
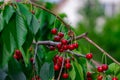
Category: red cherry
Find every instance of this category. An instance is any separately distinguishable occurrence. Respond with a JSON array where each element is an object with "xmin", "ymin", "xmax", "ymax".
[
  {"xmin": 54, "ymin": 36, "xmax": 61, "ymax": 42},
  {"xmin": 65, "ymin": 63, "xmax": 71, "ymax": 69},
  {"xmin": 13, "ymin": 54, "xmax": 19, "ymax": 59},
  {"xmin": 86, "ymin": 53, "xmax": 93, "ymax": 59},
  {"xmin": 51, "ymin": 28, "xmax": 57, "ymax": 34},
  {"xmin": 63, "ymin": 45, "xmax": 68, "ymax": 50},
  {"xmin": 65, "ymin": 58, "xmax": 70, "ymax": 63},
  {"xmin": 58, "ymin": 56, "xmax": 63, "ymax": 63},
  {"xmin": 62, "ymin": 73, "xmax": 69, "ymax": 79},
  {"xmin": 31, "ymin": 10, "xmax": 35, "ymax": 14},
  {"xmin": 58, "ymin": 32, "xmax": 64, "ymax": 38},
  {"xmin": 54, "ymin": 64, "xmax": 60, "ymax": 71},
  {"xmin": 102, "ymin": 64, "xmax": 108, "ymax": 71},
  {"xmin": 97, "ymin": 66, "xmax": 103, "ymax": 72},
  {"xmin": 58, "ymin": 48, "xmax": 64, "ymax": 52},
  {"xmin": 87, "ymin": 72, "xmax": 91, "ymax": 77},
  {"xmin": 49, "ymin": 46, "xmax": 55, "ymax": 51},
  {"xmin": 57, "ymin": 43, "xmax": 62, "ymax": 49},
  {"xmin": 61, "ymin": 39, "xmax": 68, "ymax": 45},
  {"xmin": 68, "ymin": 44, "xmax": 75, "ymax": 50},
  {"xmin": 97, "ymin": 75, "xmax": 103, "ymax": 80},
  {"xmin": 30, "ymin": 58, "xmax": 34, "ymax": 63},
  {"xmin": 15, "ymin": 50, "xmax": 22, "ymax": 59},
  {"xmin": 73, "ymin": 43, "xmax": 79, "ymax": 48},
  {"xmin": 112, "ymin": 77, "xmax": 118, "ymax": 80},
  {"xmin": 87, "ymin": 77, "xmax": 92, "ymax": 80}
]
